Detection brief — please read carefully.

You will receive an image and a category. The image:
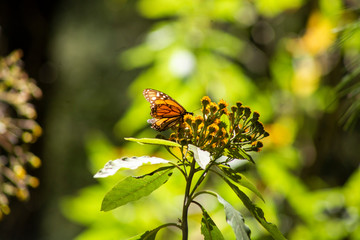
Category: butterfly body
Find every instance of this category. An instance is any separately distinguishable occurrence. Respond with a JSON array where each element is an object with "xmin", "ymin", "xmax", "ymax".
[{"xmin": 143, "ymin": 89, "xmax": 192, "ymax": 131}]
